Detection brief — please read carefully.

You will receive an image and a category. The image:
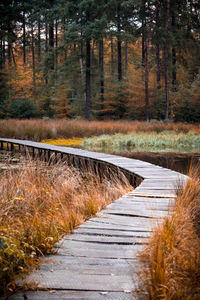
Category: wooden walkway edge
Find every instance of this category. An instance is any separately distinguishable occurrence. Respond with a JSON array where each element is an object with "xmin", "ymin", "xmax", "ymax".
[{"xmin": 0, "ymin": 139, "xmax": 188, "ymax": 300}]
